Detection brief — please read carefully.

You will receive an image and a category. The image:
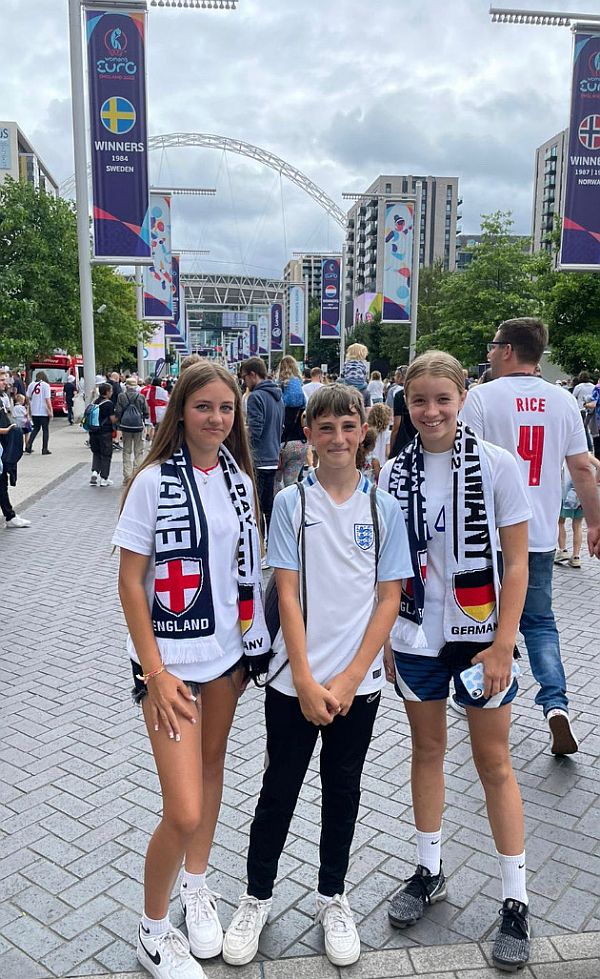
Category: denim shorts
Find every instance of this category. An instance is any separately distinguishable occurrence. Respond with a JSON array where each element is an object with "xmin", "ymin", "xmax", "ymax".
[
  {"xmin": 393, "ymin": 649, "xmax": 518, "ymax": 709},
  {"xmin": 131, "ymin": 657, "xmax": 245, "ymax": 705}
]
